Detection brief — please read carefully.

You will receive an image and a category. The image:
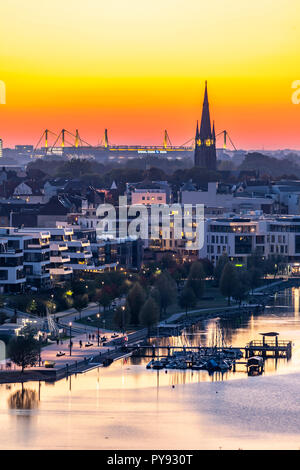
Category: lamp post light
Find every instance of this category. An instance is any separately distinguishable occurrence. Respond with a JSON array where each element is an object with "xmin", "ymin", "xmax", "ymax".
[
  {"xmin": 122, "ymin": 306, "xmax": 125, "ymax": 336},
  {"xmin": 69, "ymin": 322, "xmax": 72, "ymax": 356},
  {"xmin": 96, "ymin": 313, "xmax": 100, "ymax": 346},
  {"xmin": 38, "ymin": 333, "xmax": 42, "ymax": 367}
]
